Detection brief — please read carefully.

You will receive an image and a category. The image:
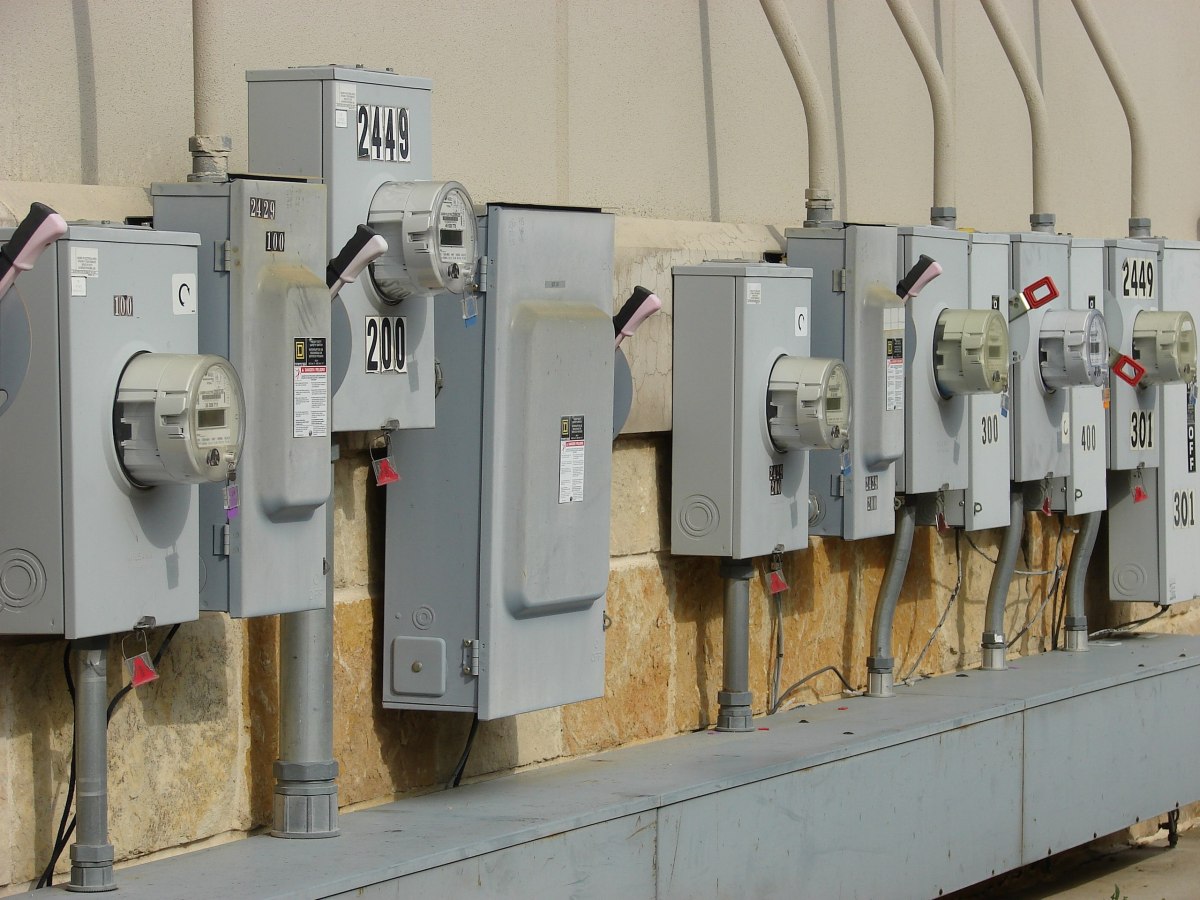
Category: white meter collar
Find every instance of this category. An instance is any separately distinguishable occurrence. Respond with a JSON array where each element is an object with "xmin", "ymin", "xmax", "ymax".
[
  {"xmin": 767, "ymin": 356, "xmax": 851, "ymax": 452},
  {"xmin": 1132, "ymin": 310, "xmax": 1197, "ymax": 386},
  {"xmin": 933, "ymin": 308, "xmax": 1009, "ymax": 396},
  {"xmin": 368, "ymin": 180, "xmax": 477, "ymax": 302},
  {"xmin": 1039, "ymin": 308, "xmax": 1109, "ymax": 391},
  {"xmin": 115, "ymin": 353, "xmax": 245, "ymax": 487}
]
